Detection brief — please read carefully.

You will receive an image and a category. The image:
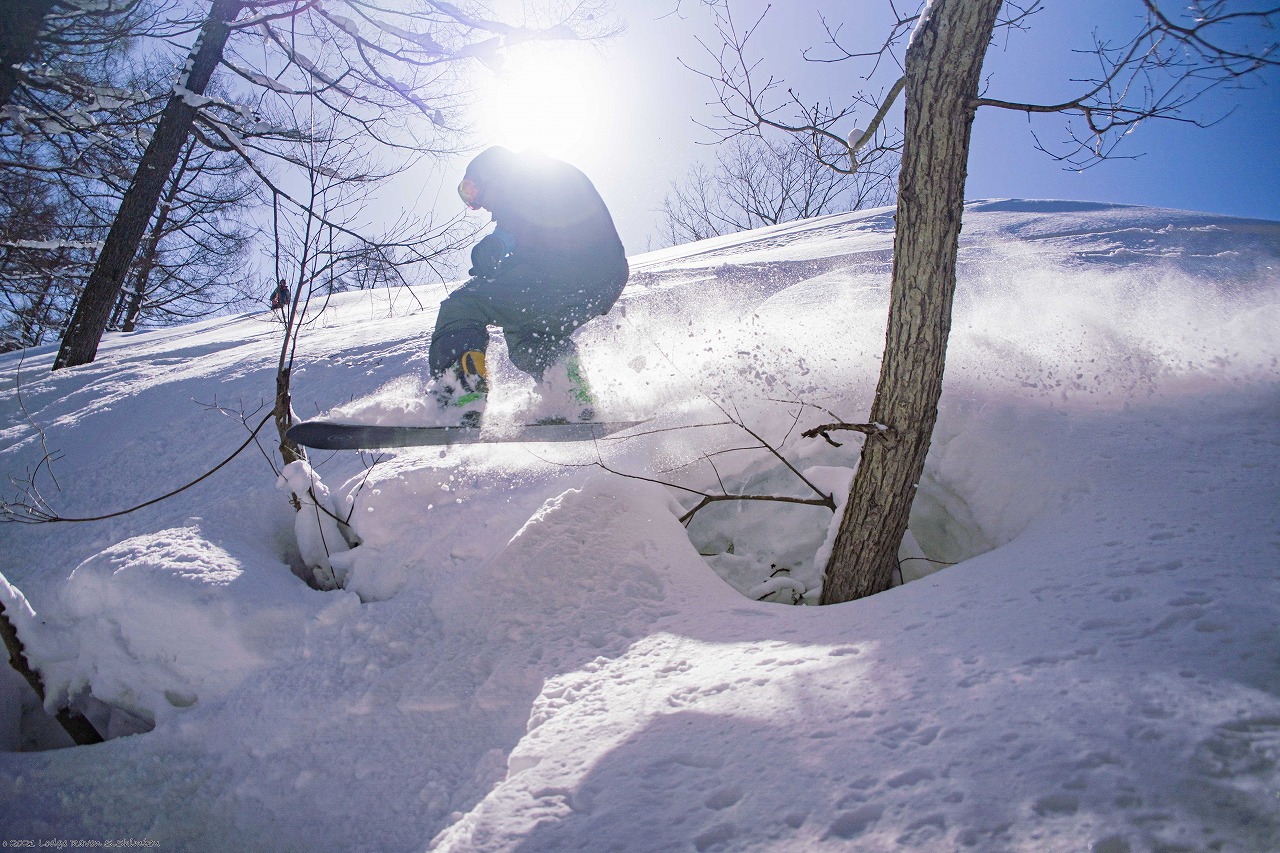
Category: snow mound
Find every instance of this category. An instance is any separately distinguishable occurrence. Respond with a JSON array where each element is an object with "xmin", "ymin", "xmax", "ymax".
[{"xmin": 27, "ymin": 526, "xmax": 317, "ymax": 732}]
